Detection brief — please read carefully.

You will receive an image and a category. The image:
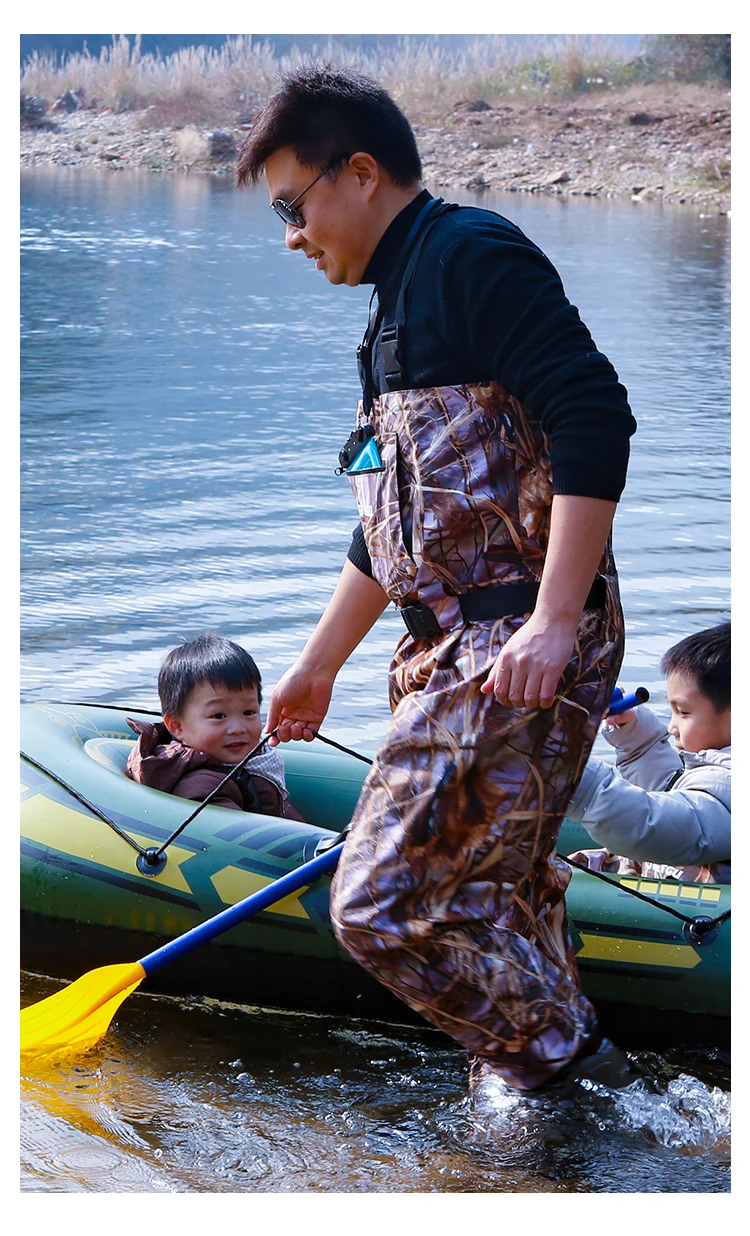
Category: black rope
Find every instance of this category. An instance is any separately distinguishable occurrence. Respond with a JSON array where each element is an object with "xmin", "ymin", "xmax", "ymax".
[
  {"xmin": 151, "ymin": 729, "xmax": 279, "ymax": 857},
  {"xmin": 559, "ymin": 851, "xmax": 707, "ymax": 927},
  {"xmin": 45, "ymin": 700, "xmax": 163, "ymax": 715},
  {"xmin": 313, "ymin": 732, "xmax": 374, "ymax": 765},
  {"xmin": 20, "ymin": 751, "xmax": 149, "ymax": 857}
]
